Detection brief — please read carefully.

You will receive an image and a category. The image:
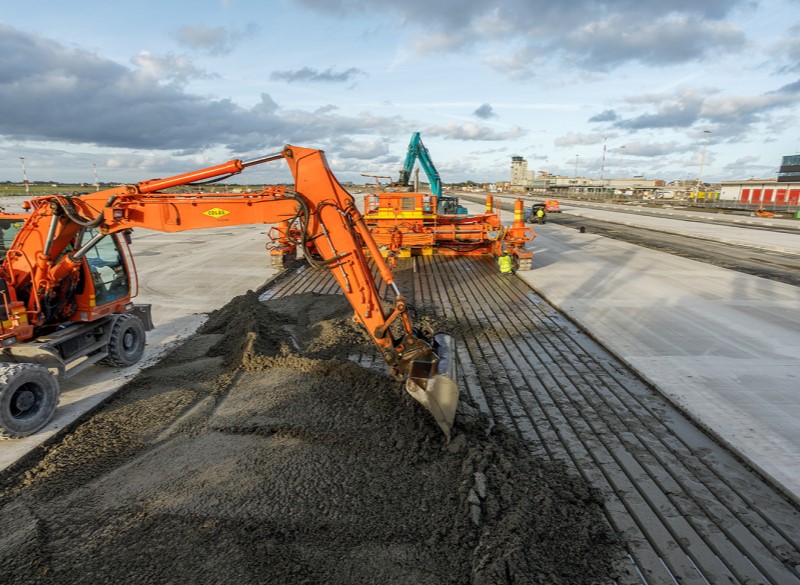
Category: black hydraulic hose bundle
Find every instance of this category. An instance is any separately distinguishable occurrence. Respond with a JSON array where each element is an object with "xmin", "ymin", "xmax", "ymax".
[{"xmin": 60, "ymin": 194, "xmax": 119, "ymax": 229}]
